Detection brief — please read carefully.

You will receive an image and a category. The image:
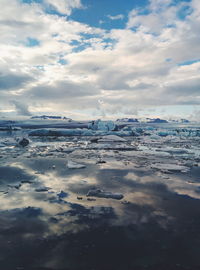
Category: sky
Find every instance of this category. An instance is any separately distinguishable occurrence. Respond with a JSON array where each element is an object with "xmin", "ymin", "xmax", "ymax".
[{"xmin": 0, "ymin": 0, "xmax": 200, "ymax": 120}]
